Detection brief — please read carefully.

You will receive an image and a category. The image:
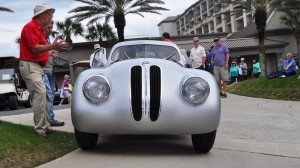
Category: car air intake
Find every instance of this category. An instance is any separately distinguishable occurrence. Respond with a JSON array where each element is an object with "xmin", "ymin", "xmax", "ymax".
[
  {"xmin": 131, "ymin": 65, "xmax": 161, "ymax": 122},
  {"xmin": 131, "ymin": 66, "xmax": 142, "ymax": 121},
  {"xmin": 149, "ymin": 65, "xmax": 161, "ymax": 121}
]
